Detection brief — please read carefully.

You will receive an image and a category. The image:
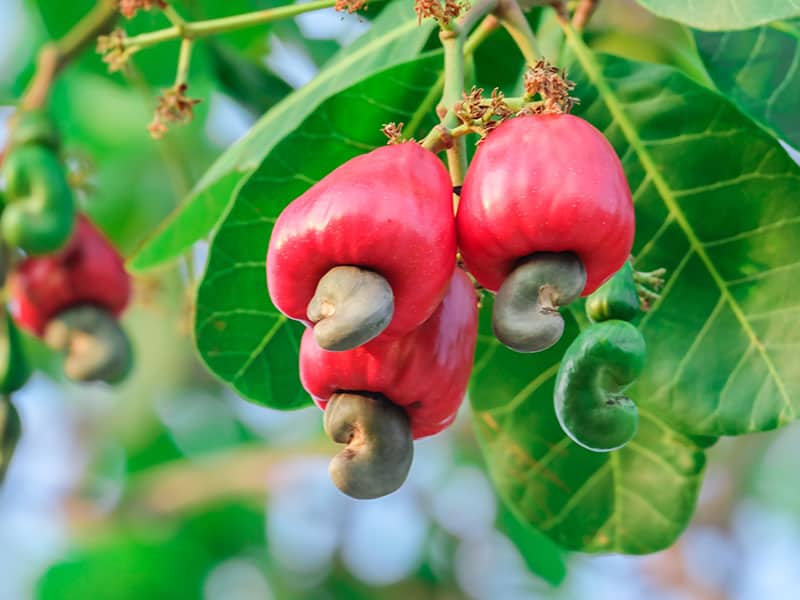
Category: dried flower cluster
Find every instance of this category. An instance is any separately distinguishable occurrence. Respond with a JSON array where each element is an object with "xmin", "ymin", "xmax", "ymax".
[
  {"xmin": 455, "ymin": 87, "xmax": 515, "ymax": 137},
  {"xmin": 148, "ymin": 84, "xmax": 202, "ymax": 139},
  {"xmin": 523, "ymin": 59, "xmax": 578, "ymax": 114},
  {"xmin": 381, "ymin": 122, "xmax": 408, "ymax": 144},
  {"xmin": 634, "ymin": 267, "xmax": 666, "ymax": 311},
  {"xmin": 119, "ymin": 0, "xmax": 167, "ymax": 19},
  {"xmin": 414, "ymin": 0, "xmax": 470, "ymax": 25},
  {"xmin": 97, "ymin": 28, "xmax": 133, "ymax": 73},
  {"xmin": 334, "ymin": 0, "xmax": 368, "ymax": 13}
]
